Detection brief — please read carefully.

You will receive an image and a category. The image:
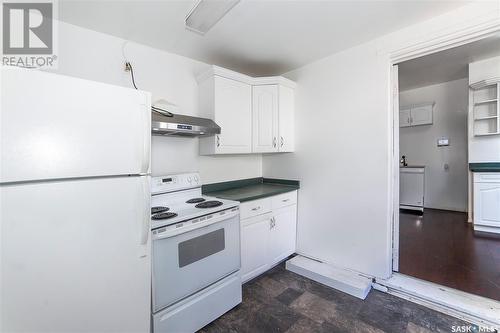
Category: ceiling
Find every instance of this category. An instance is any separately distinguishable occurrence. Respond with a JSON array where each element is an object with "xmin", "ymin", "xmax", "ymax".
[
  {"xmin": 398, "ymin": 34, "xmax": 500, "ymax": 91},
  {"xmin": 58, "ymin": 0, "xmax": 470, "ymax": 76}
]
